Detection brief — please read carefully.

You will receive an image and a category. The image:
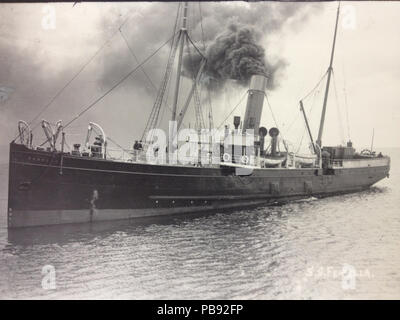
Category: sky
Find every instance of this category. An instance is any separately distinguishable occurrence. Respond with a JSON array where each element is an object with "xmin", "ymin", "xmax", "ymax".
[{"xmin": 0, "ymin": 1, "xmax": 399, "ymax": 154}]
